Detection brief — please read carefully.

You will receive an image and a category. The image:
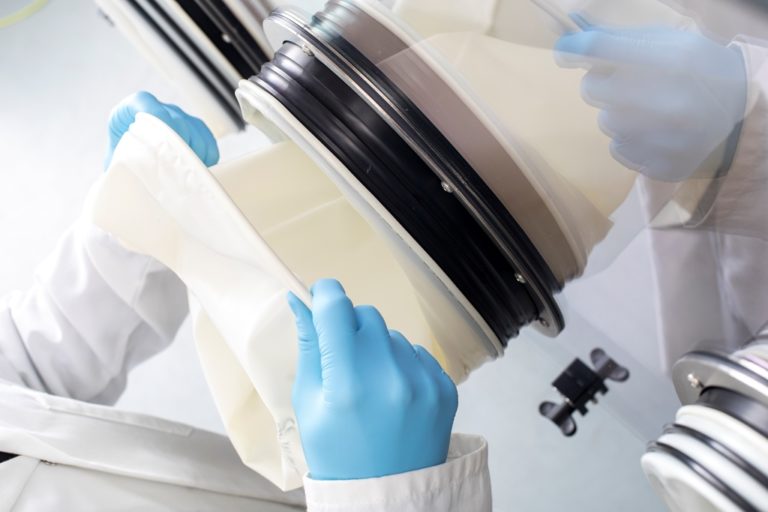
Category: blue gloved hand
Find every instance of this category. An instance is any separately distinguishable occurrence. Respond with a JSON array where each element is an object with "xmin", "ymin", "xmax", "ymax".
[
  {"xmin": 555, "ymin": 21, "xmax": 747, "ymax": 182},
  {"xmin": 104, "ymin": 91, "xmax": 219, "ymax": 169},
  {"xmin": 288, "ymin": 279, "xmax": 458, "ymax": 480}
]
